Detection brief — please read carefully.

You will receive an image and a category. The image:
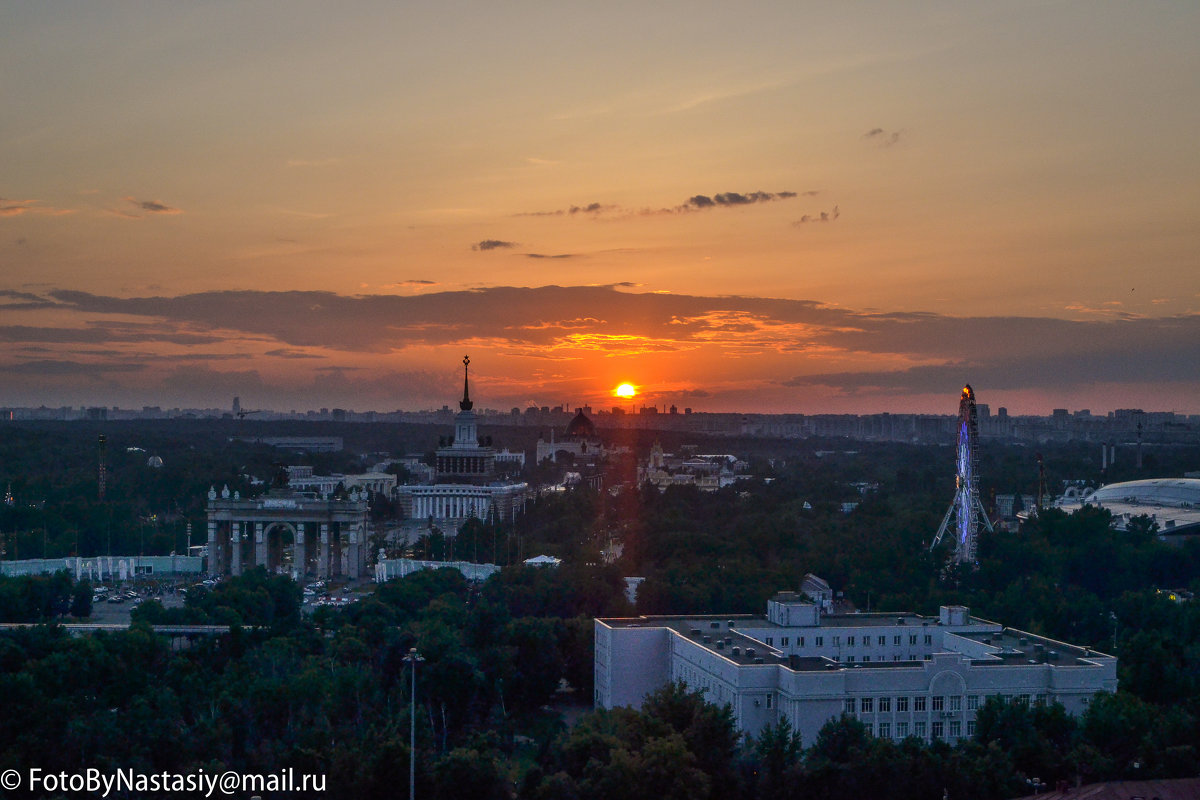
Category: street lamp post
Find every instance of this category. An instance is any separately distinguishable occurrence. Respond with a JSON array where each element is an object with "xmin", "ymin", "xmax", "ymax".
[{"xmin": 403, "ymin": 647, "xmax": 425, "ymax": 800}]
